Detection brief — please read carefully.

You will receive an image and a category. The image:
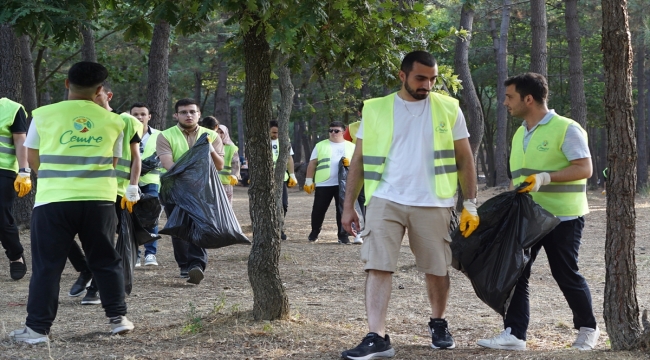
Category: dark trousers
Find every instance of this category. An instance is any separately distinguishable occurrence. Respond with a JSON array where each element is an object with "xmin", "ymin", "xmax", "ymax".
[
  {"xmin": 310, "ymin": 185, "xmax": 347, "ymax": 239},
  {"xmin": 26, "ymin": 201, "xmax": 127, "ymax": 334},
  {"xmin": 165, "ymin": 204, "xmax": 207, "ymax": 271},
  {"xmin": 504, "ymin": 217, "xmax": 597, "ymax": 340},
  {"xmin": 0, "ymin": 175, "xmax": 23, "ymax": 261},
  {"xmin": 68, "ymin": 241, "xmax": 90, "ymax": 273},
  {"xmin": 282, "ymin": 181, "xmax": 288, "ymax": 216},
  {"xmin": 138, "ymin": 184, "xmax": 159, "ymax": 256}
]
